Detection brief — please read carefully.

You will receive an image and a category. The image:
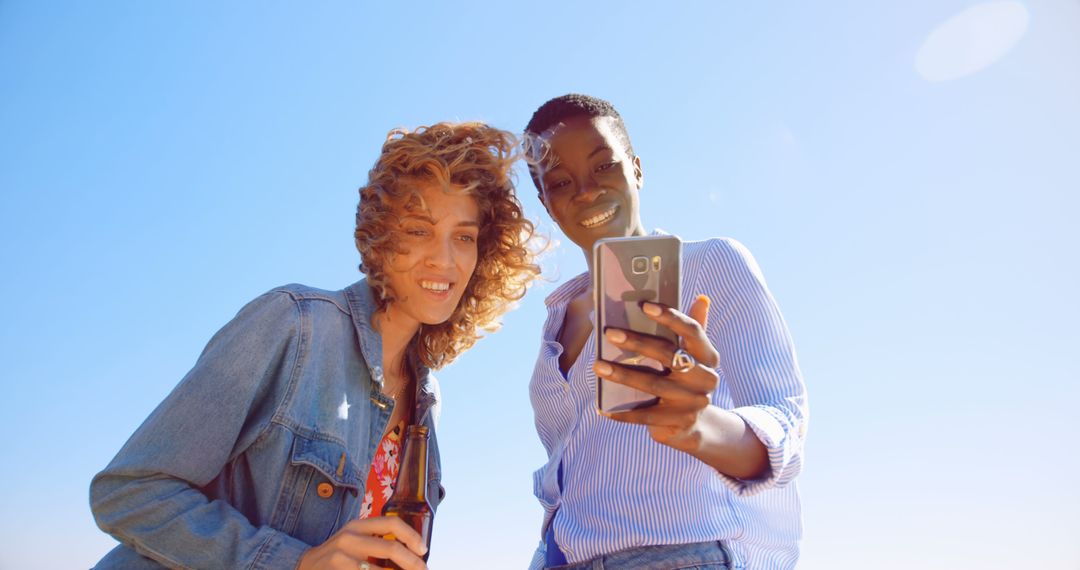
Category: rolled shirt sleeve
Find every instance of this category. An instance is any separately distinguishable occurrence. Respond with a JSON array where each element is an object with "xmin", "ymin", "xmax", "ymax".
[{"xmin": 699, "ymin": 239, "xmax": 808, "ymax": 496}]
